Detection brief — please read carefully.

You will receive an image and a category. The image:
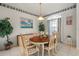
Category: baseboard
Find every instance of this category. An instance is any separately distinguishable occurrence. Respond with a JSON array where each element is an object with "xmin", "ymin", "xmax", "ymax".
[{"xmin": 60, "ymin": 41, "xmax": 76, "ymax": 47}]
